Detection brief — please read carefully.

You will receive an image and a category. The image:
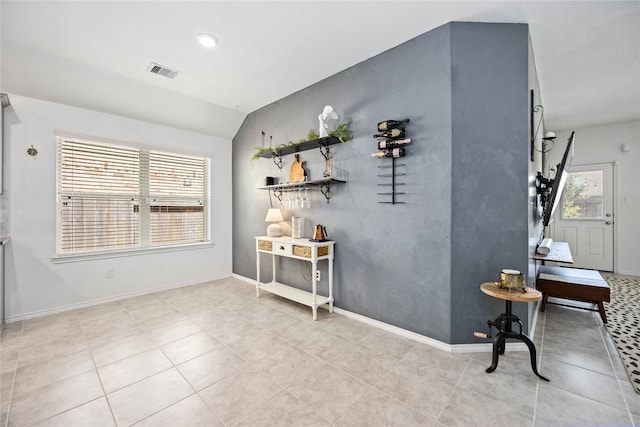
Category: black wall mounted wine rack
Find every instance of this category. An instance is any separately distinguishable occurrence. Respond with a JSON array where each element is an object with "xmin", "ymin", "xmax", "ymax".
[
  {"xmin": 372, "ymin": 119, "xmax": 410, "ymax": 204},
  {"xmin": 377, "ymin": 159, "xmax": 406, "ymax": 204}
]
